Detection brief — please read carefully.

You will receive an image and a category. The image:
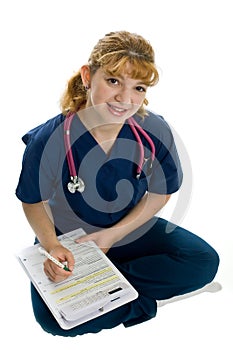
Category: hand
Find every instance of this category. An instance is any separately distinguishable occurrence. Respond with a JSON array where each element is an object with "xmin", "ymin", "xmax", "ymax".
[
  {"xmin": 75, "ymin": 230, "xmax": 116, "ymax": 254},
  {"xmin": 43, "ymin": 245, "xmax": 75, "ymax": 282}
]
